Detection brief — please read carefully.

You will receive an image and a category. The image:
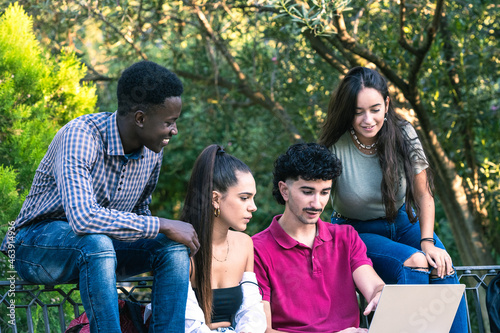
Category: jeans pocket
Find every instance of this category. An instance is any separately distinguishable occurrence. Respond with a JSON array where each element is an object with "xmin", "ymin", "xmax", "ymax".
[
  {"xmin": 15, "ymin": 258, "xmax": 57, "ymax": 285},
  {"xmin": 16, "ymin": 221, "xmax": 53, "ymax": 246}
]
